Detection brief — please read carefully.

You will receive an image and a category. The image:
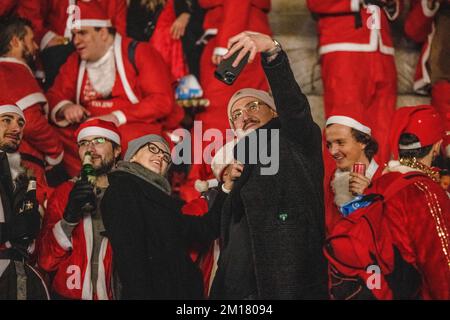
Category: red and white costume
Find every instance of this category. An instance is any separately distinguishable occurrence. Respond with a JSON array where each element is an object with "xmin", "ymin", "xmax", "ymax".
[
  {"xmin": 38, "ymin": 181, "xmax": 113, "ymax": 300},
  {"xmin": 404, "ymin": 0, "xmax": 450, "ymax": 156},
  {"xmin": 307, "ymin": 0, "xmax": 399, "ymax": 164},
  {"xmin": 196, "ymin": 0, "xmax": 272, "ymax": 135},
  {"xmin": 0, "ymin": 57, "xmax": 64, "ymax": 201},
  {"xmin": 46, "ymin": 16, "xmax": 175, "ymax": 177},
  {"xmin": 18, "ymin": 0, "xmax": 127, "ymax": 52},
  {"xmin": 370, "ymin": 164, "xmax": 450, "ymax": 299},
  {"xmin": 150, "ymin": 0, "xmax": 188, "ymax": 80}
]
